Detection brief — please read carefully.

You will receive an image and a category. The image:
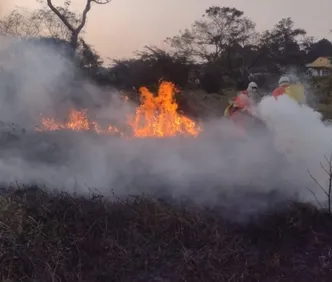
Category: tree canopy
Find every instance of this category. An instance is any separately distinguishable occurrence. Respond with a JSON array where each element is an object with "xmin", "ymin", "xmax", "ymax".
[{"xmin": 1, "ymin": 3, "xmax": 331, "ymax": 92}]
